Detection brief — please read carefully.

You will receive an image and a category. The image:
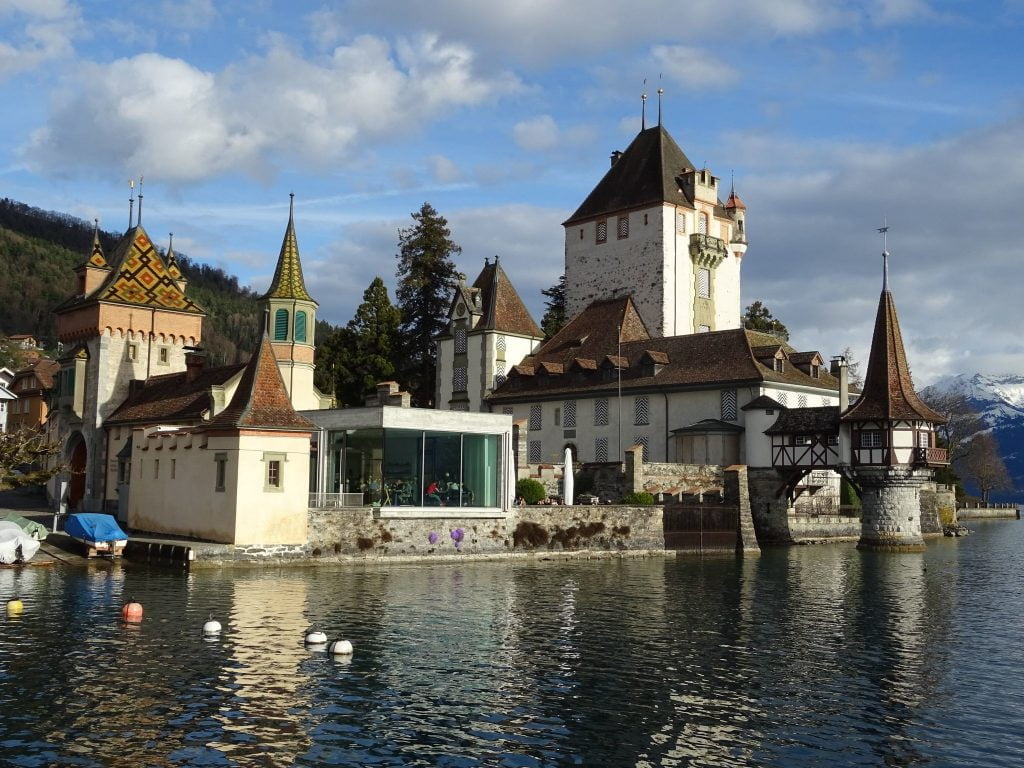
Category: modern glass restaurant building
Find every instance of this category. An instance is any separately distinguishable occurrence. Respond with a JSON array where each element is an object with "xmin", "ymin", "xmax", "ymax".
[{"xmin": 302, "ymin": 406, "xmax": 514, "ymax": 515}]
